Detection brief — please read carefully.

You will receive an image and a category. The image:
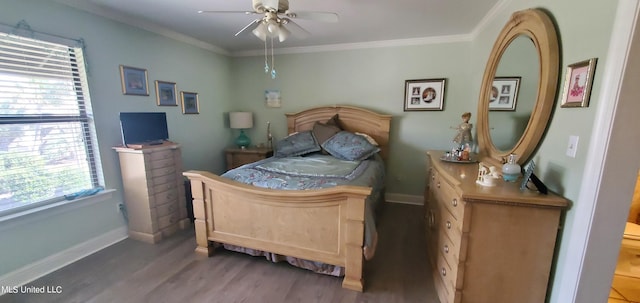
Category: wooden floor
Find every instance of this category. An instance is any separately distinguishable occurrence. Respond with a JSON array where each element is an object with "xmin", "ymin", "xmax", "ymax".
[
  {"xmin": 609, "ymin": 273, "xmax": 640, "ymax": 303},
  {"xmin": 0, "ymin": 203, "xmax": 438, "ymax": 303}
]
